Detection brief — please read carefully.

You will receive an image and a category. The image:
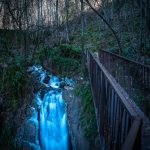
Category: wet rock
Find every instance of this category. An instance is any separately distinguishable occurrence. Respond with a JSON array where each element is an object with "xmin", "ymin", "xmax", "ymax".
[
  {"xmin": 59, "ymin": 81, "xmax": 66, "ymax": 88},
  {"xmin": 55, "ymin": 82, "xmax": 59, "ymax": 87},
  {"xmin": 40, "ymin": 87, "xmax": 53, "ymax": 99},
  {"xmin": 26, "ymin": 107, "xmax": 35, "ymax": 119},
  {"xmin": 65, "ymin": 77, "xmax": 74, "ymax": 86},
  {"xmin": 43, "ymin": 59, "xmax": 52, "ymax": 72},
  {"xmin": 0, "ymin": 97, "xmax": 3, "ymax": 106},
  {"xmin": 15, "ymin": 106, "xmax": 39, "ymax": 150},
  {"xmin": 14, "ymin": 104, "xmax": 28, "ymax": 128},
  {"xmin": 23, "ymin": 122, "xmax": 36, "ymax": 143},
  {"xmin": 63, "ymin": 90, "xmax": 90, "ymax": 150},
  {"xmin": 22, "ymin": 140, "xmax": 40, "ymax": 150},
  {"xmin": 43, "ymin": 75, "xmax": 50, "ymax": 84},
  {"xmin": 27, "ymin": 67, "xmax": 34, "ymax": 73},
  {"xmin": 22, "ymin": 141, "xmax": 33, "ymax": 150},
  {"xmin": 16, "ymin": 126, "xmax": 25, "ymax": 147},
  {"xmin": 64, "ymin": 86, "xmax": 74, "ymax": 90},
  {"xmin": 33, "ymin": 81, "xmax": 45, "ymax": 93},
  {"xmin": 31, "ymin": 72, "xmax": 40, "ymax": 80}
]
